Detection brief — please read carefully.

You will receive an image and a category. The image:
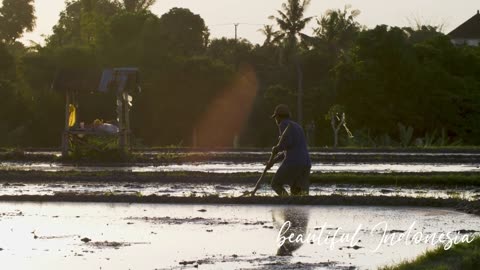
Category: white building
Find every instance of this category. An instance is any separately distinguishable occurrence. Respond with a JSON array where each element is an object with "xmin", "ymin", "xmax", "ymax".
[{"xmin": 448, "ymin": 10, "xmax": 480, "ymax": 46}]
